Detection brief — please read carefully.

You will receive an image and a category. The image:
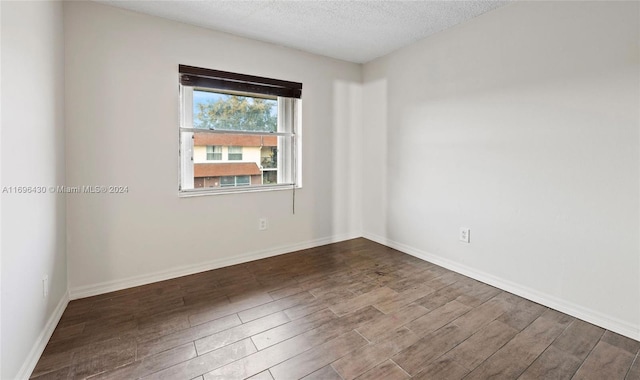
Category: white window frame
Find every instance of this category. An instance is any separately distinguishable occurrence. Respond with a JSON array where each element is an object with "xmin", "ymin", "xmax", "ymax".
[{"xmin": 178, "ymin": 67, "xmax": 302, "ymax": 197}]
